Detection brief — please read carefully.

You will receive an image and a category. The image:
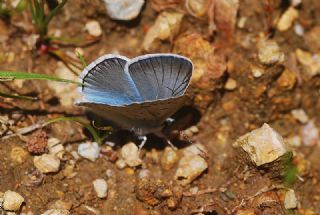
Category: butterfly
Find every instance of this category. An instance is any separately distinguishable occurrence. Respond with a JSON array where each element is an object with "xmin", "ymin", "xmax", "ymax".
[{"xmin": 76, "ymin": 53, "xmax": 193, "ymax": 148}]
